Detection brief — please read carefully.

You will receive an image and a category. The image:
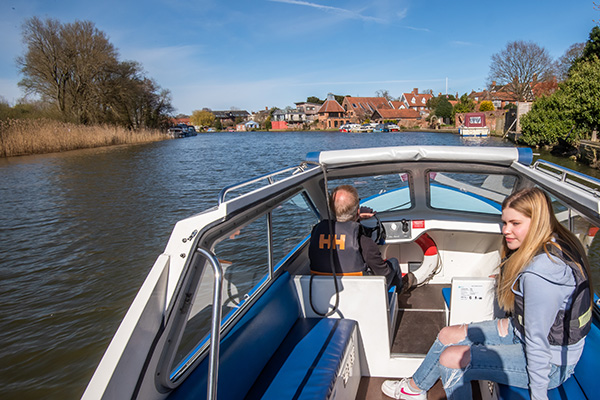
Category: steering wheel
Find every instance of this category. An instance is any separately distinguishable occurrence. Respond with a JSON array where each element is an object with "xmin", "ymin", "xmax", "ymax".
[{"xmin": 362, "ymin": 214, "xmax": 386, "ymax": 245}]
